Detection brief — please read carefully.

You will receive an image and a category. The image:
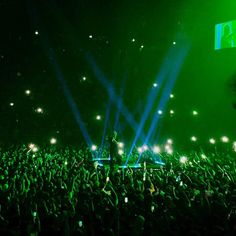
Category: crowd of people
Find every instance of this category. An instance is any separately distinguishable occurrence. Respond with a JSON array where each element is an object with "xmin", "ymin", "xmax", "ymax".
[{"xmin": 0, "ymin": 144, "xmax": 236, "ymax": 235}]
